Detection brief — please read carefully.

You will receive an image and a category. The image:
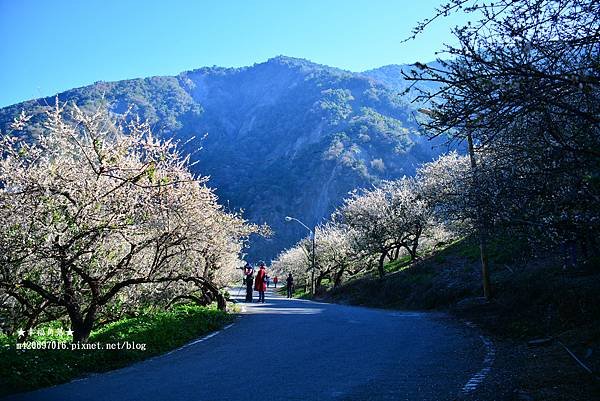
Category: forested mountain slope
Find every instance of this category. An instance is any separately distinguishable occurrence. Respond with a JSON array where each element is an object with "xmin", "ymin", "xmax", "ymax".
[{"xmin": 0, "ymin": 56, "xmax": 447, "ymax": 261}]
